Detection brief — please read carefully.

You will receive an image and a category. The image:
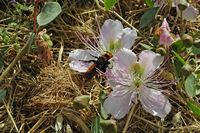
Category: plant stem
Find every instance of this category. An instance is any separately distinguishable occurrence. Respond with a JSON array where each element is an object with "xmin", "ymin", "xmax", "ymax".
[
  {"xmin": 122, "ymin": 104, "xmax": 137, "ymax": 133},
  {"xmin": 0, "ymin": 33, "xmax": 35, "ymax": 84}
]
